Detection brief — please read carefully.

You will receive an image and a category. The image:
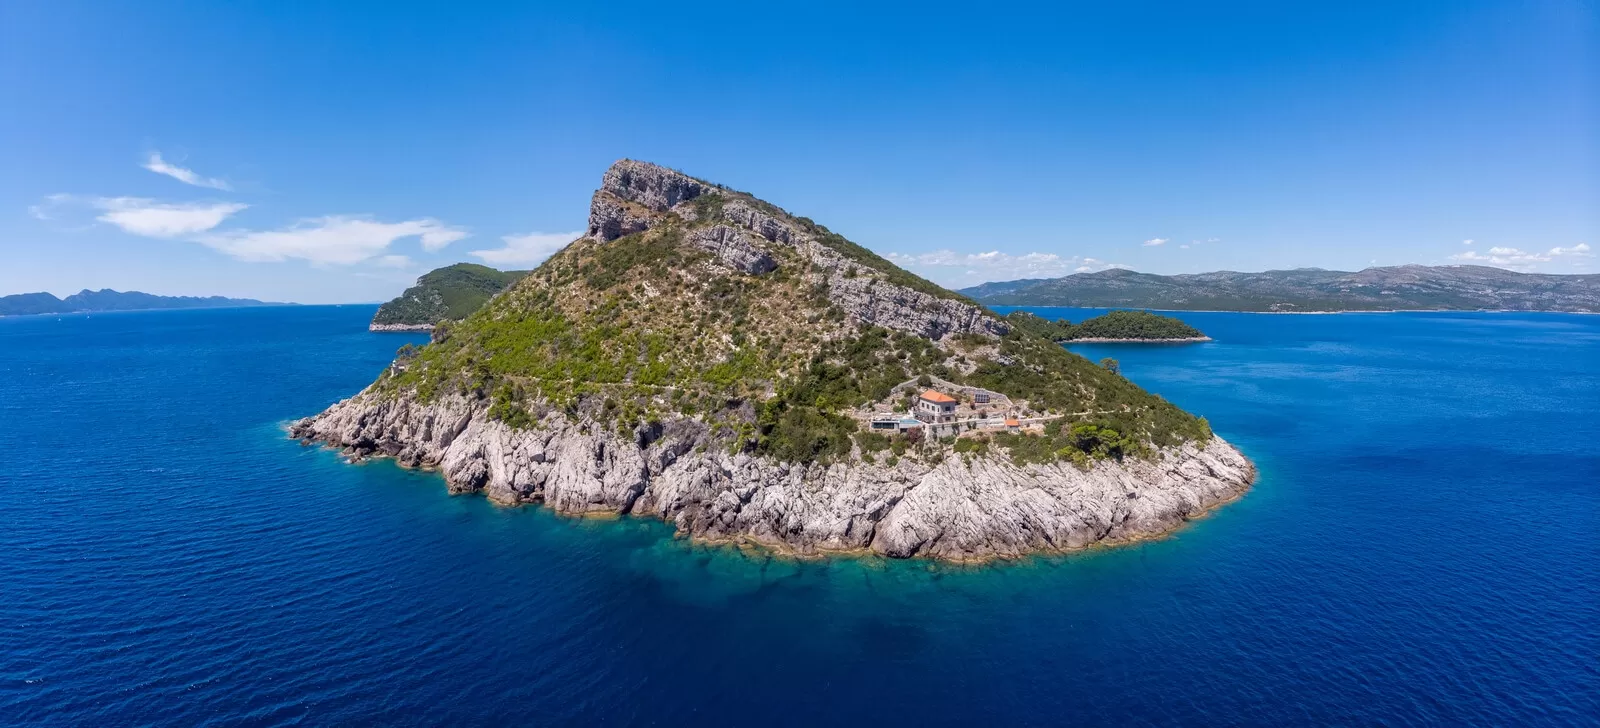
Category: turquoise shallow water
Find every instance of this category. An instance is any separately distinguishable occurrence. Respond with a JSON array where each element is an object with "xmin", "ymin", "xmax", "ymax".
[{"xmin": 1, "ymin": 305, "xmax": 1596, "ymax": 725}]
